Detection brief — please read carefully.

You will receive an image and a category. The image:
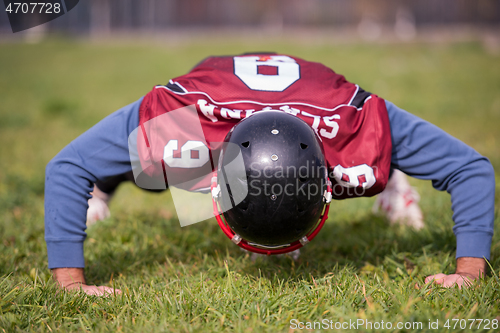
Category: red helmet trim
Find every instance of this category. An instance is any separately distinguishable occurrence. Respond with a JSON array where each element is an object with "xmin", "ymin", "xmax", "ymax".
[{"xmin": 211, "ymin": 174, "xmax": 332, "ymax": 256}]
